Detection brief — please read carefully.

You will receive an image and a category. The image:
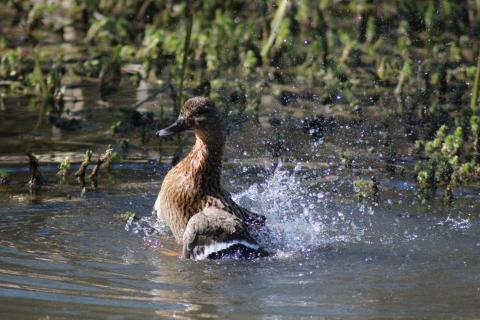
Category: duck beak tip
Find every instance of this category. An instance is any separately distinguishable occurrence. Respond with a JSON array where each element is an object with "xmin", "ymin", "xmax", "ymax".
[{"xmin": 156, "ymin": 117, "xmax": 186, "ymax": 138}]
